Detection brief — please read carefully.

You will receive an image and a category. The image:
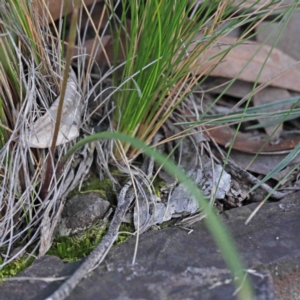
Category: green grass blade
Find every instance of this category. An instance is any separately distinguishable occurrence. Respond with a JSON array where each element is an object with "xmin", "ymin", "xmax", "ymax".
[{"xmin": 249, "ymin": 143, "xmax": 300, "ymax": 193}]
